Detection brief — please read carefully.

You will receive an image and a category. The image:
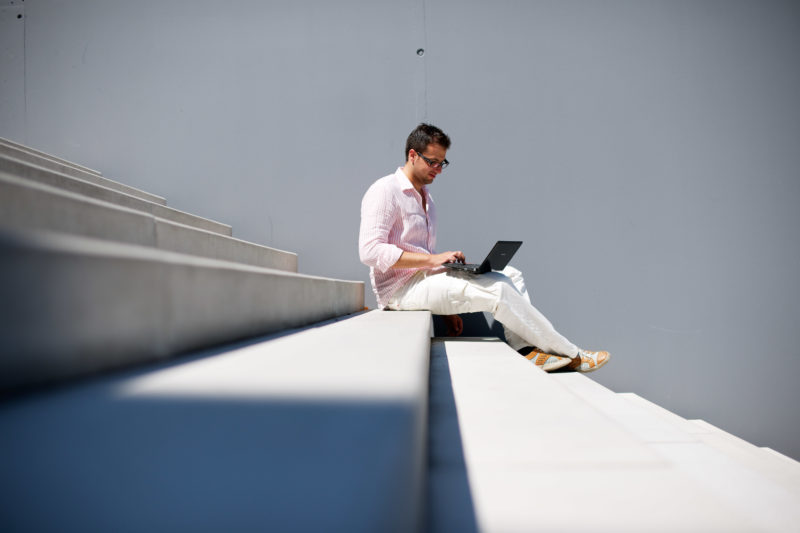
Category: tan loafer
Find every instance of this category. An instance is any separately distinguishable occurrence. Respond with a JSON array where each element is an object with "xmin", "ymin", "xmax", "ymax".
[
  {"xmin": 520, "ymin": 347, "xmax": 572, "ymax": 372},
  {"xmin": 566, "ymin": 349, "xmax": 611, "ymax": 372}
]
